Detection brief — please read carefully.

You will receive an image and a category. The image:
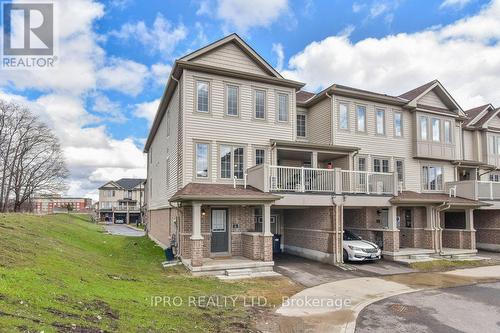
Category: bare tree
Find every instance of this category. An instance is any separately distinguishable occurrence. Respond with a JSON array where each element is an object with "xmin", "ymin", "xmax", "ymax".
[{"xmin": 0, "ymin": 100, "xmax": 68, "ymax": 212}]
